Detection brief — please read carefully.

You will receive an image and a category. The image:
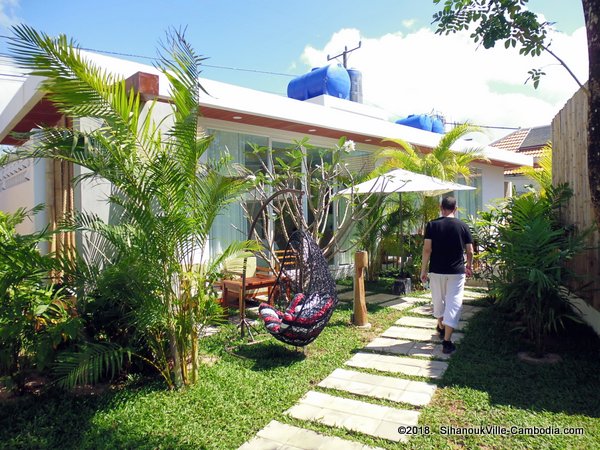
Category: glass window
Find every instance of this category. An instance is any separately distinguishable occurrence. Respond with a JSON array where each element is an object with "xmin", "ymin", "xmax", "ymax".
[
  {"xmin": 454, "ymin": 169, "xmax": 482, "ymax": 219},
  {"xmin": 206, "ymin": 129, "xmax": 267, "ymax": 258}
]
